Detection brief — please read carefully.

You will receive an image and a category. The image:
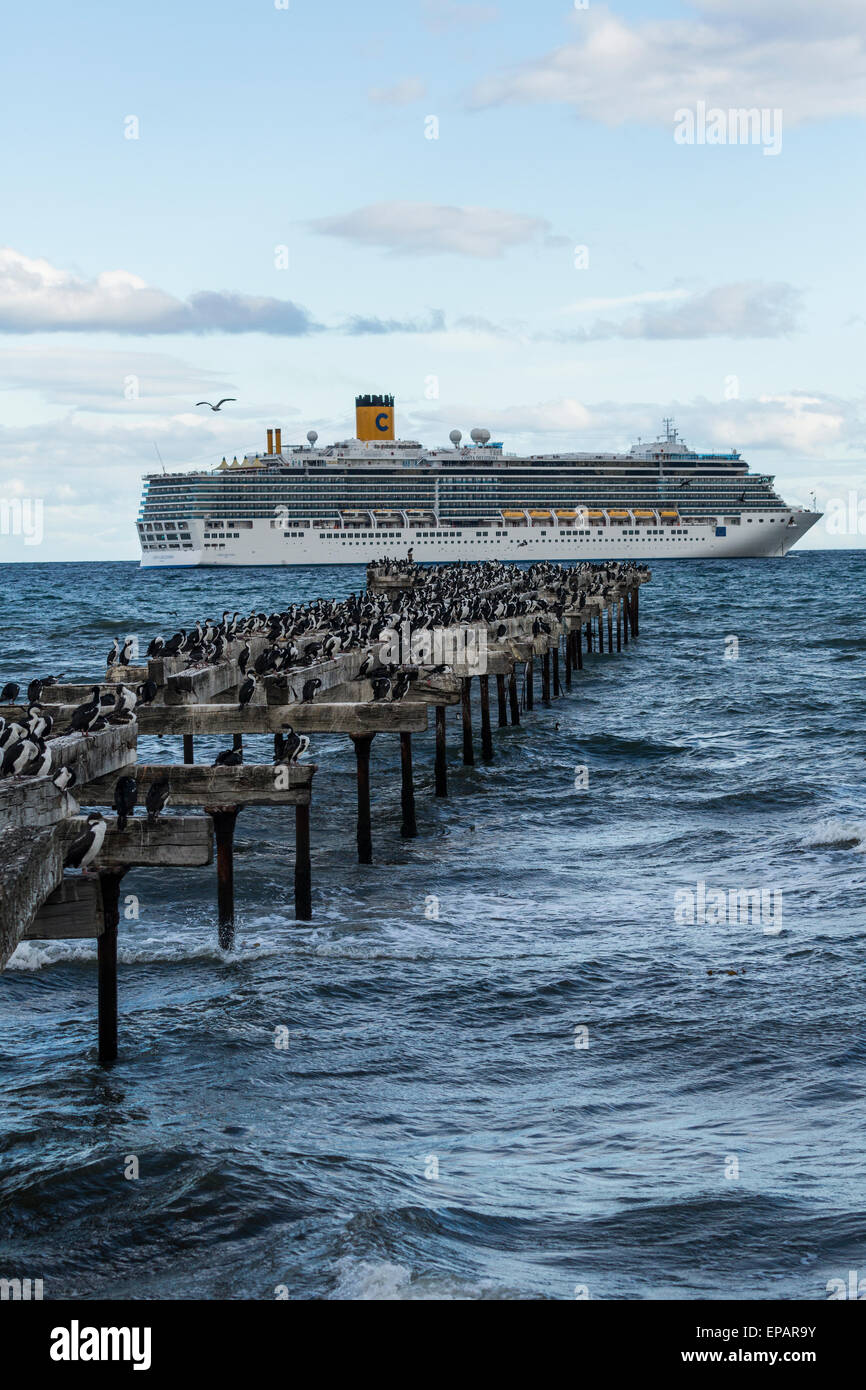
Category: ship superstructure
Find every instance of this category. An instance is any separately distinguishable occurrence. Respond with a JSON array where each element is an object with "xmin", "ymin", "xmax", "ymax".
[{"xmin": 138, "ymin": 397, "xmax": 820, "ymax": 566}]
